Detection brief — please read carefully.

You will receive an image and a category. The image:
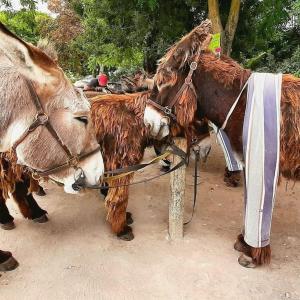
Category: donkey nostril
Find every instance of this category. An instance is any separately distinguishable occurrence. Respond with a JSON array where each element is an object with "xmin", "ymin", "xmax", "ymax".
[{"xmin": 72, "ymin": 183, "xmax": 82, "ymax": 191}]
